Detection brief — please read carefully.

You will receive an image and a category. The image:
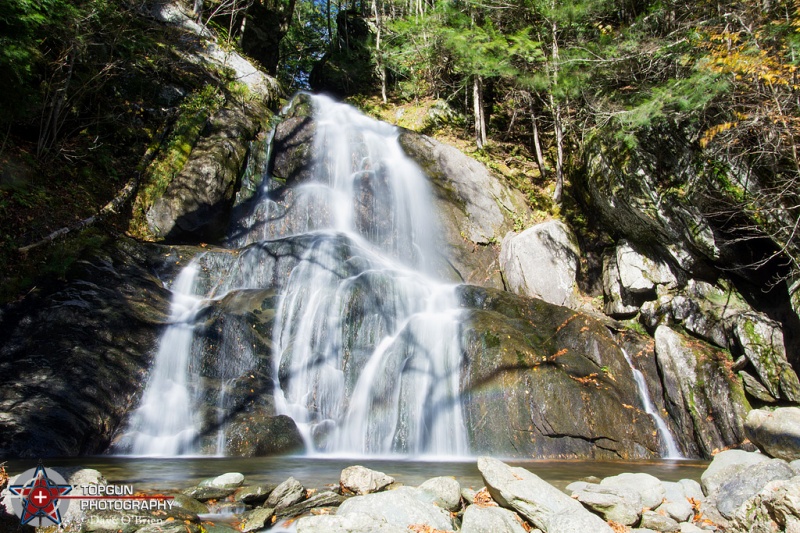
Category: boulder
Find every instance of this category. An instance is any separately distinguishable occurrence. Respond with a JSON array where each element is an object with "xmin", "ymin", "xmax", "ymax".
[
  {"xmin": 146, "ymin": 97, "xmax": 272, "ymax": 242},
  {"xmin": 336, "ymin": 486, "xmax": 455, "ymax": 531},
  {"xmin": 477, "ymin": 456, "xmax": 613, "ymax": 532},
  {"xmin": 276, "ymin": 491, "xmax": 345, "ymax": 519},
  {"xmin": 266, "ymin": 477, "xmax": 306, "ymax": 510},
  {"xmin": 234, "ymin": 483, "xmax": 277, "ymax": 504},
  {"xmin": 701, "ymin": 449, "xmax": 769, "ymax": 496},
  {"xmin": 745, "ymin": 408, "xmax": 800, "ymax": 461},
  {"xmin": 169, "ymin": 493, "xmax": 210, "ymax": 515},
  {"xmin": 602, "ymin": 249, "xmax": 640, "ymax": 318},
  {"xmin": 639, "ymin": 510, "xmax": 680, "ymax": 532},
  {"xmin": 182, "ymin": 485, "xmax": 237, "ymax": 502},
  {"xmin": 615, "ymin": 240, "xmax": 677, "ymax": 295},
  {"xmin": 572, "ymin": 483, "xmax": 642, "ymax": 525},
  {"xmin": 461, "ymin": 505, "xmax": 531, "ymax": 533},
  {"xmin": 715, "ymin": 458, "xmax": 795, "ymax": 519},
  {"xmin": 657, "ymin": 482, "xmax": 693, "ymax": 522},
  {"xmin": 240, "ymin": 507, "xmax": 276, "ymax": 533},
  {"xmin": 654, "ymin": 326, "xmax": 750, "ymax": 458},
  {"xmin": 340, "ymin": 466, "xmax": 395, "ymax": 495},
  {"xmin": 499, "ymin": 220, "xmax": 580, "ymax": 307},
  {"xmin": 600, "ymin": 472, "xmax": 666, "ymax": 510},
  {"xmin": 418, "ymin": 476, "xmax": 462, "ymax": 512},
  {"xmin": 730, "ymin": 476, "xmax": 800, "ymax": 532},
  {"xmin": 201, "ymin": 472, "xmax": 245, "ymax": 489}
]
